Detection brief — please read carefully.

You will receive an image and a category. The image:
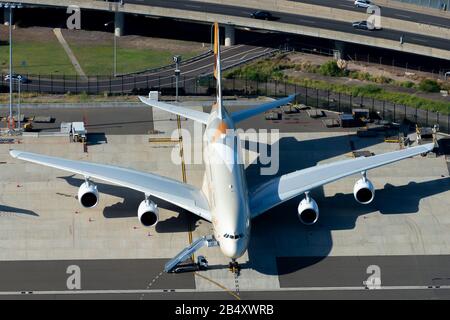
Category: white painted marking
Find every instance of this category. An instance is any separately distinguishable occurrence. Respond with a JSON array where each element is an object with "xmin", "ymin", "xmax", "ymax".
[
  {"xmin": 185, "ymin": 4, "xmax": 201, "ymax": 9},
  {"xmin": 338, "ymin": 4, "xmax": 355, "ymax": 9},
  {"xmin": 0, "ymin": 285, "xmax": 449, "ymax": 296},
  {"xmin": 394, "ymin": 14, "xmax": 412, "ymax": 19}
]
